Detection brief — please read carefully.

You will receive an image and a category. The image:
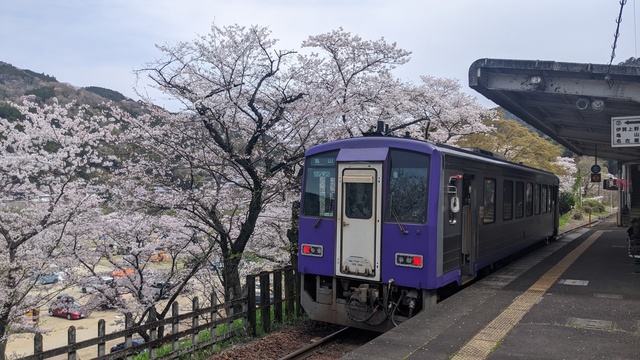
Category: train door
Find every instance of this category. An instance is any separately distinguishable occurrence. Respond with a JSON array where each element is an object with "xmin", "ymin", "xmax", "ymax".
[
  {"xmin": 335, "ymin": 163, "xmax": 382, "ymax": 282},
  {"xmin": 460, "ymin": 174, "xmax": 477, "ymax": 283},
  {"xmin": 443, "ymin": 172, "xmax": 463, "ymax": 275}
]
